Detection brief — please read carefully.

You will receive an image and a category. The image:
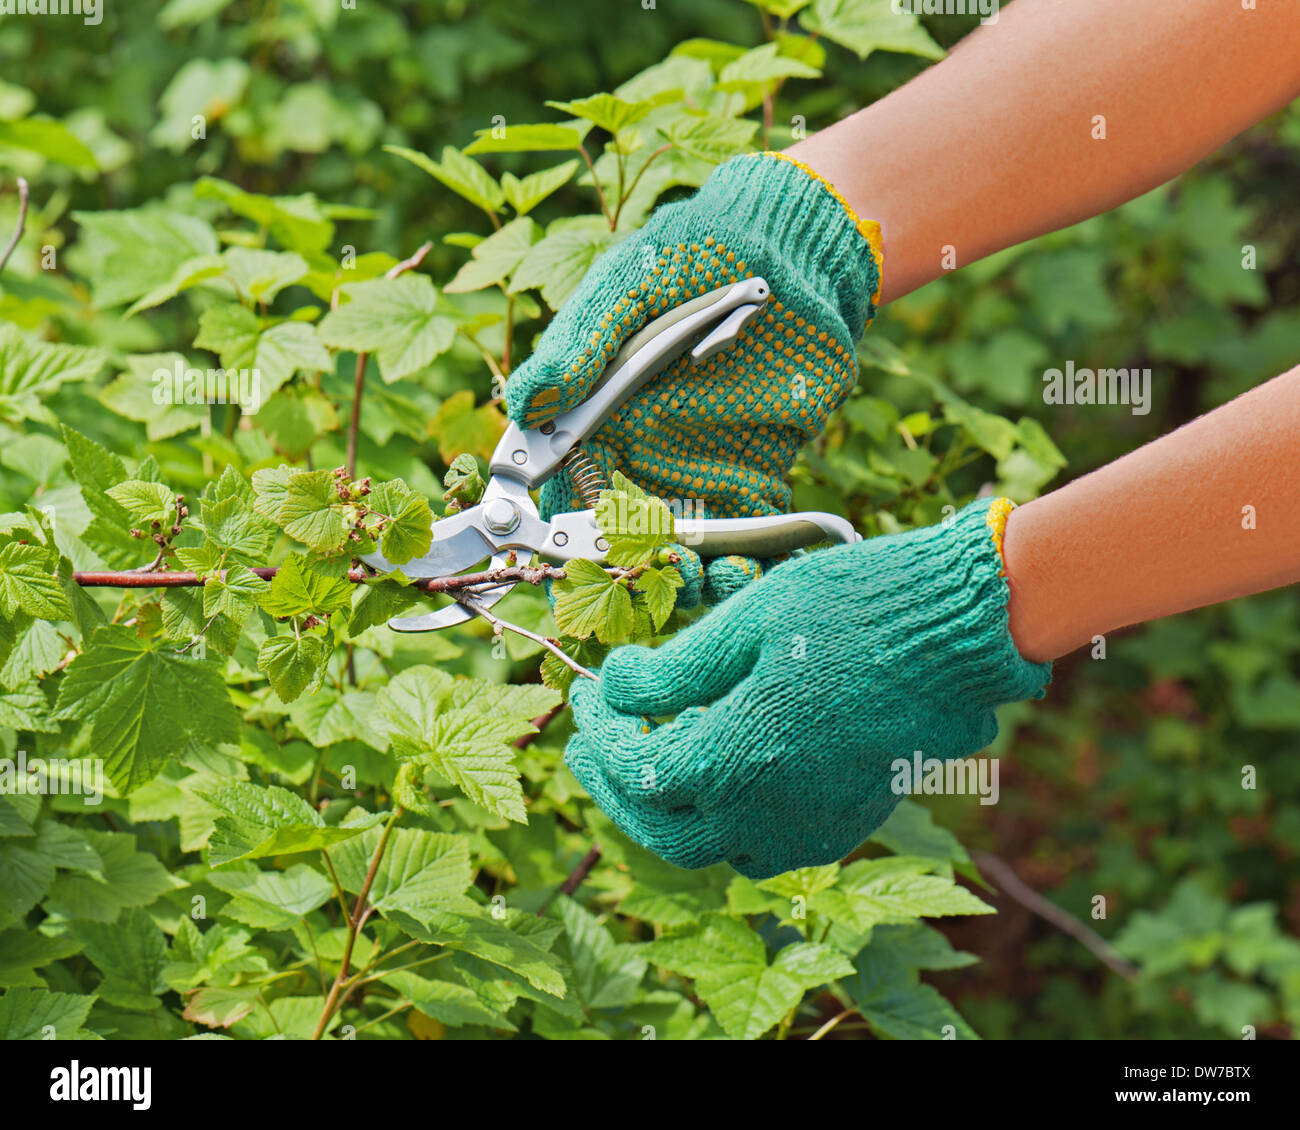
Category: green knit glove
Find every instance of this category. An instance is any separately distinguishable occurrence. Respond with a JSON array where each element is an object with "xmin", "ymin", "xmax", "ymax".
[
  {"xmin": 566, "ymin": 498, "xmax": 1052, "ymax": 879},
  {"xmin": 504, "ymin": 150, "xmax": 883, "ymax": 602}
]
